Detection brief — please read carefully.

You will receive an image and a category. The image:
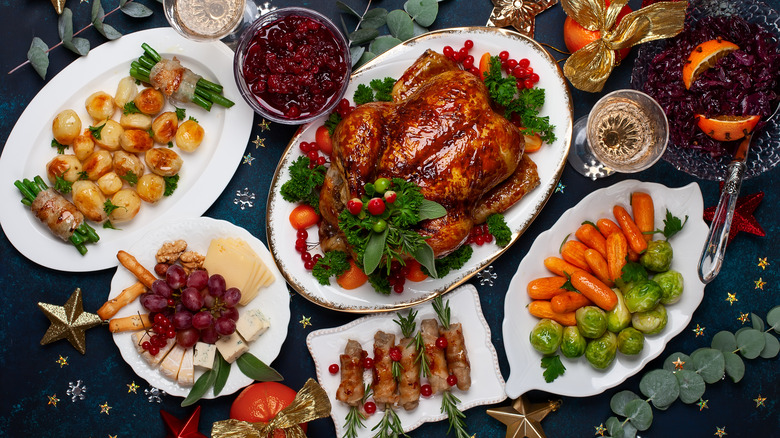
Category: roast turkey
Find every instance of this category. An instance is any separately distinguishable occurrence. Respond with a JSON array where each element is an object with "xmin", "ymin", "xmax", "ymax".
[{"xmin": 319, "ymin": 49, "xmax": 540, "ymax": 259}]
